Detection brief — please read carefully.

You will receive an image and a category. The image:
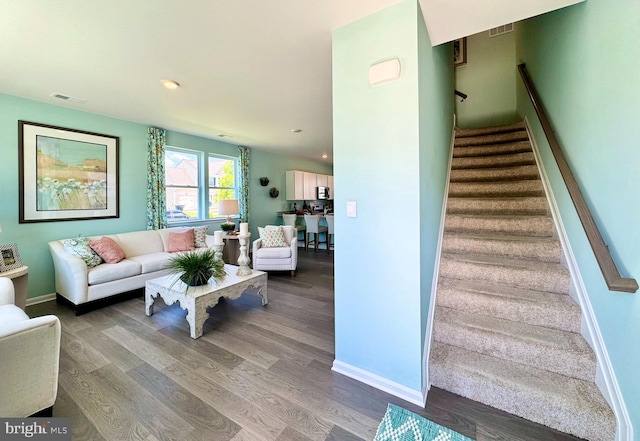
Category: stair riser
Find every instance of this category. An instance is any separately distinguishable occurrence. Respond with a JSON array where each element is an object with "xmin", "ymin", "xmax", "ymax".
[
  {"xmin": 453, "ymin": 141, "xmax": 532, "ymax": 158},
  {"xmin": 452, "ymin": 152, "xmax": 536, "ymax": 169},
  {"xmin": 455, "ymin": 132, "xmax": 529, "ymax": 147},
  {"xmin": 445, "ymin": 216, "xmax": 555, "ymax": 237},
  {"xmin": 450, "ymin": 165, "xmax": 539, "ymax": 182},
  {"xmin": 455, "ymin": 122, "xmax": 526, "ymax": 138},
  {"xmin": 442, "ymin": 235, "xmax": 561, "ymax": 263},
  {"xmin": 440, "ymin": 258, "xmax": 570, "ymax": 294},
  {"xmin": 449, "ymin": 181, "xmax": 544, "ymax": 198},
  {"xmin": 429, "ymin": 362, "xmax": 611, "ymax": 441},
  {"xmin": 436, "ymin": 285, "xmax": 581, "ymax": 333},
  {"xmin": 433, "ymin": 314, "xmax": 595, "ymax": 381},
  {"xmin": 447, "ymin": 197, "xmax": 548, "ymax": 216}
]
